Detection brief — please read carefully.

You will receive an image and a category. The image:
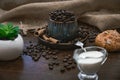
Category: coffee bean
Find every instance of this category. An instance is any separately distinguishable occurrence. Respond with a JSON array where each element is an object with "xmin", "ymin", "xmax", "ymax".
[
  {"xmin": 48, "ymin": 51, "xmax": 52, "ymax": 55},
  {"xmin": 52, "ymin": 52, "xmax": 57, "ymax": 55},
  {"xmin": 55, "ymin": 61, "xmax": 60, "ymax": 65},
  {"xmin": 89, "ymin": 36, "xmax": 96, "ymax": 39},
  {"xmin": 26, "ymin": 46, "xmax": 31, "ymax": 49},
  {"xmin": 71, "ymin": 64, "xmax": 76, "ymax": 69},
  {"xmin": 60, "ymin": 67, "xmax": 65, "ymax": 73},
  {"xmin": 35, "ymin": 50, "xmax": 39, "ymax": 53},
  {"xmin": 29, "ymin": 41, "xmax": 32, "ymax": 43},
  {"xmin": 48, "ymin": 62, "xmax": 54, "ymax": 66},
  {"xmin": 45, "ymin": 50, "xmax": 49, "ymax": 53},
  {"xmin": 52, "ymin": 61, "xmax": 56, "ymax": 65},
  {"xmin": 33, "ymin": 57, "xmax": 39, "ymax": 61},
  {"xmin": 28, "ymin": 50, "xmax": 32, "ymax": 53},
  {"xmin": 83, "ymin": 29, "xmax": 88, "ymax": 32},
  {"xmin": 81, "ymin": 32, "xmax": 88, "ymax": 38},
  {"xmin": 32, "ymin": 55, "xmax": 40, "ymax": 61},
  {"xmin": 68, "ymin": 61, "xmax": 72, "ymax": 64},
  {"xmin": 67, "ymin": 54, "xmax": 72, "ymax": 58},
  {"xmin": 73, "ymin": 61, "xmax": 76, "ymax": 64},
  {"xmin": 64, "ymin": 56, "xmax": 69, "ymax": 59},
  {"xmin": 30, "ymin": 49, "xmax": 34, "ymax": 52},
  {"xmin": 66, "ymin": 66, "xmax": 71, "ymax": 70},
  {"xmin": 29, "ymin": 44, "xmax": 33, "ymax": 47},
  {"xmin": 89, "ymin": 38, "xmax": 95, "ymax": 42},
  {"xmin": 68, "ymin": 58, "xmax": 73, "ymax": 61},
  {"xmin": 49, "ymin": 66, "xmax": 54, "ymax": 70},
  {"xmin": 42, "ymin": 46, "xmax": 46, "ymax": 49},
  {"xmin": 52, "ymin": 56, "xmax": 57, "ymax": 60},
  {"xmin": 45, "ymin": 55, "xmax": 50, "ymax": 60},
  {"xmin": 63, "ymin": 59, "xmax": 67, "ymax": 62},
  {"xmin": 23, "ymin": 50, "xmax": 27, "ymax": 54},
  {"xmin": 42, "ymin": 52, "xmax": 46, "ymax": 57},
  {"xmin": 64, "ymin": 63, "xmax": 69, "ymax": 68},
  {"xmin": 47, "ymin": 48, "xmax": 51, "ymax": 50}
]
